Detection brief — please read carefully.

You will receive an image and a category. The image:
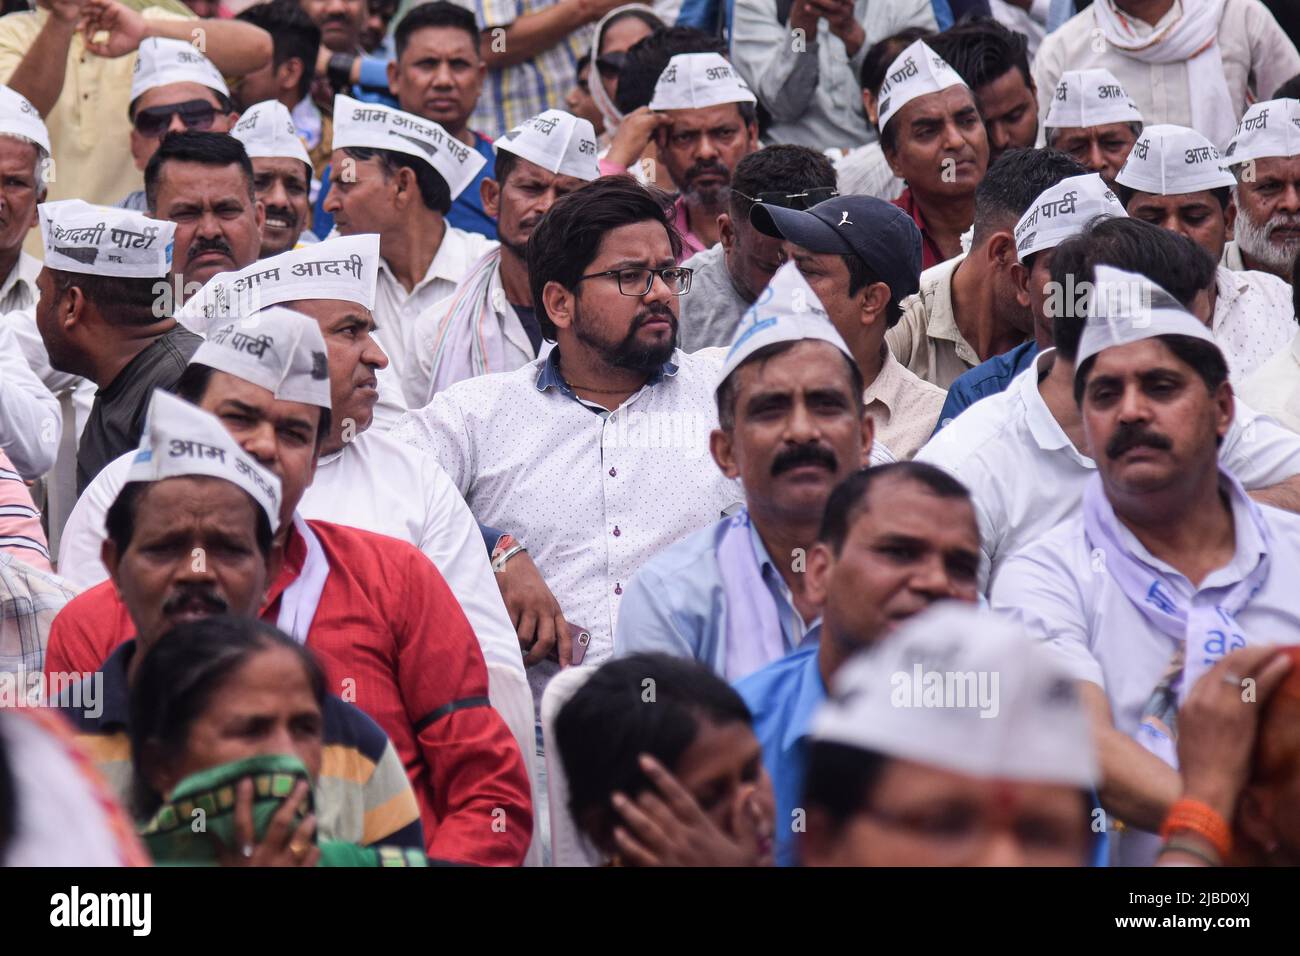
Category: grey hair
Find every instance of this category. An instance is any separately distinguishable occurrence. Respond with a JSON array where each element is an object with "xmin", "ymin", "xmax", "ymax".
[
  {"xmin": 1044, "ymin": 121, "xmax": 1144, "ymax": 150},
  {"xmin": 0, "ymin": 132, "xmax": 48, "ymax": 198}
]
